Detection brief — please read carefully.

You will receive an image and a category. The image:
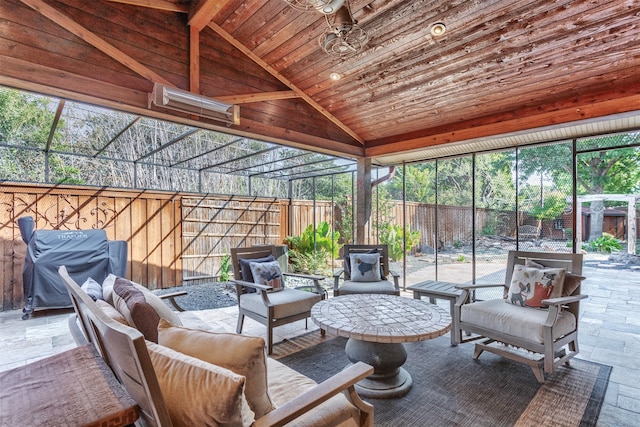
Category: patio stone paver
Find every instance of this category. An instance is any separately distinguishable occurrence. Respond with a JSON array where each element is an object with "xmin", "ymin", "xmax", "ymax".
[{"xmin": 0, "ymin": 261, "xmax": 639, "ymax": 426}]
